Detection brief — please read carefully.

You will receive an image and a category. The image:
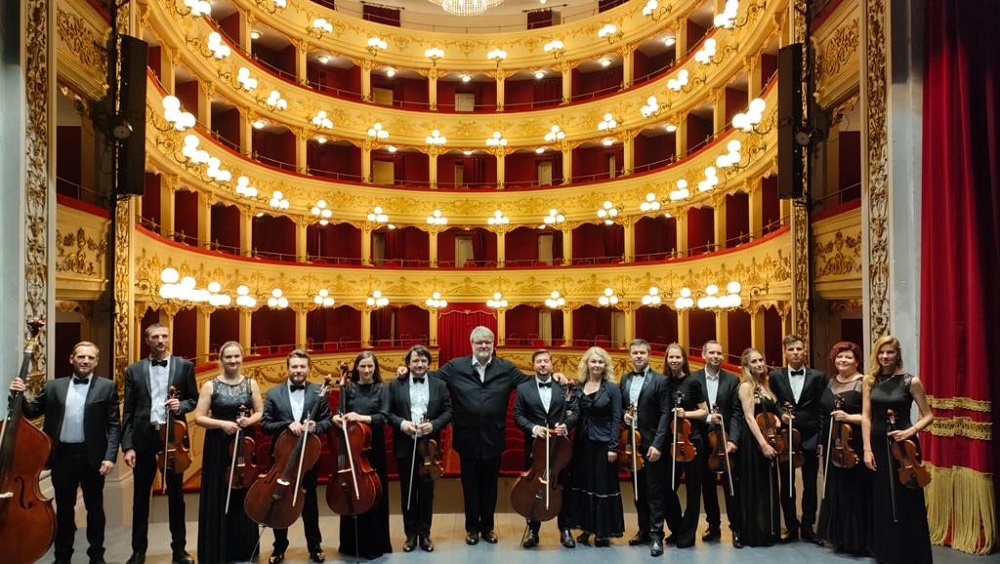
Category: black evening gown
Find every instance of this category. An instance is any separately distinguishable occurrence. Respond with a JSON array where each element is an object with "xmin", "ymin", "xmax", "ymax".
[
  {"xmin": 338, "ymin": 381, "xmax": 393, "ymax": 559},
  {"xmin": 197, "ymin": 378, "xmax": 261, "ymax": 564},
  {"xmin": 663, "ymin": 374, "xmax": 706, "ymax": 547},
  {"xmin": 736, "ymin": 390, "xmax": 780, "ymax": 547},
  {"xmin": 869, "ymin": 373, "xmax": 932, "ymax": 564},
  {"xmin": 817, "ymin": 378, "xmax": 871, "ymax": 555}
]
